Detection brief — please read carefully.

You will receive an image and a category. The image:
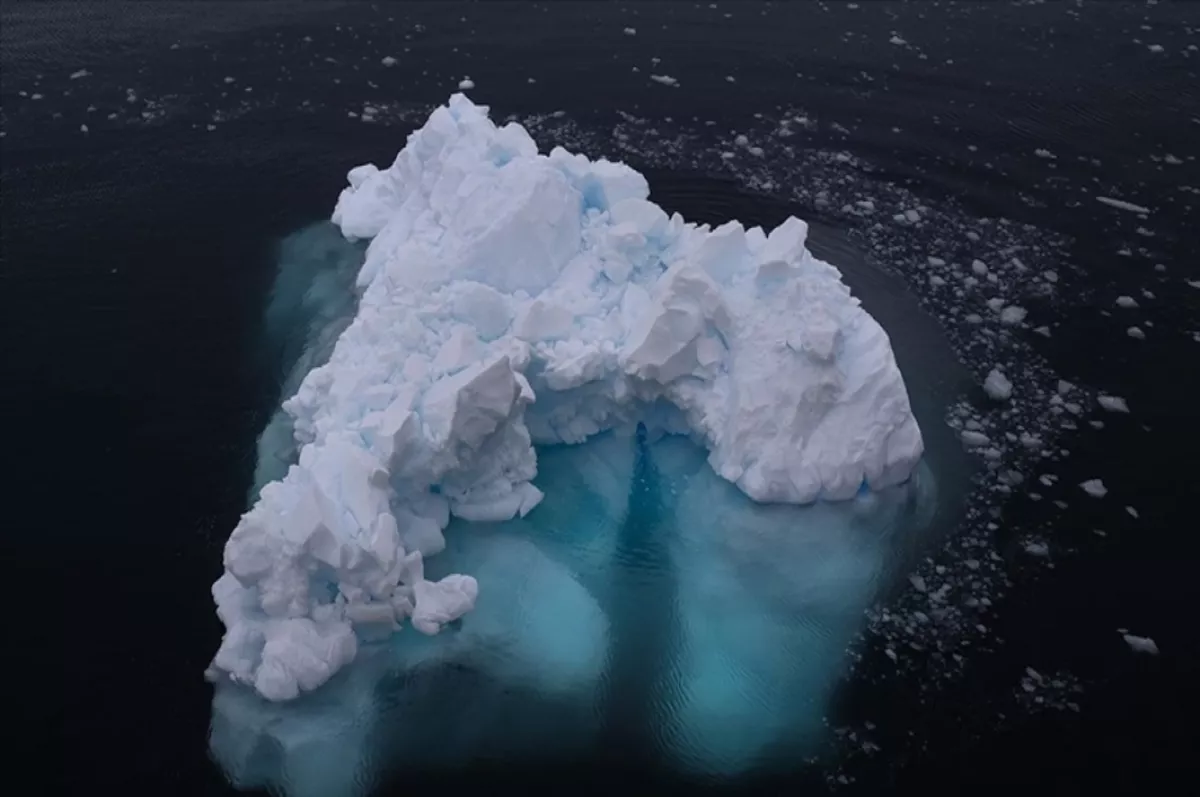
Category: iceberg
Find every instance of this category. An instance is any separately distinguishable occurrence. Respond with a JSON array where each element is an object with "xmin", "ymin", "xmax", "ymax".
[{"xmin": 209, "ymin": 94, "xmax": 923, "ymax": 702}]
